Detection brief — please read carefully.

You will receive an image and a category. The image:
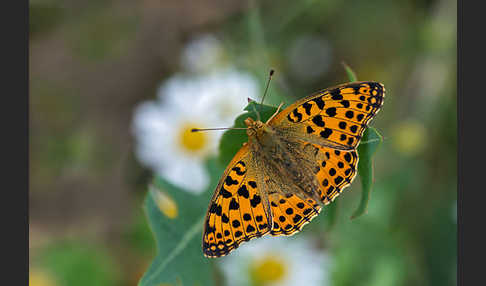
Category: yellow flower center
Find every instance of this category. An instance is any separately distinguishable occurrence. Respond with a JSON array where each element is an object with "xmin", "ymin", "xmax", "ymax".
[
  {"xmin": 178, "ymin": 123, "xmax": 207, "ymax": 153},
  {"xmin": 250, "ymin": 255, "xmax": 287, "ymax": 285}
]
